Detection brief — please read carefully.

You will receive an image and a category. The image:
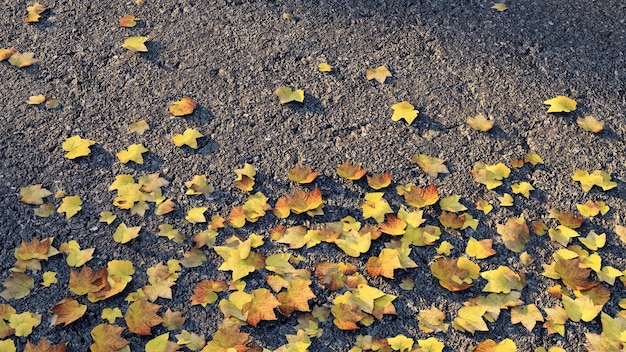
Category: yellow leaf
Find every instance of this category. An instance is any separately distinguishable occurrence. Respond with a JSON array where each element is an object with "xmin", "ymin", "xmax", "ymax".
[
  {"xmin": 0, "ymin": 340, "xmax": 15, "ymax": 352},
  {"xmin": 117, "ymin": 144, "xmax": 148, "ymax": 164},
  {"xmin": 417, "ymin": 337, "xmax": 444, "ymax": 352},
  {"xmin": 186, "ymin": 207, "xmax": 207, "ymax": 224},
  {"xmin": 119, "ymin": 15, "xmax": 140, "ymax": 27},
  {"xmin": 41, "ymin": 271, "xmax": 57, "ymax": 287},
  {"xmin": 576, "ymin": 200, "xmax": 609, "ymax": 217},
  {"xmin": 318, "ymin": 62, "xmax": 332, "ymax": 72},
  {"xmin": 99, "ymin": 211, "xmax": 117, "ymax": 224},
  {"xmin": 510, "ymin": 304, "xmax": 543, "ymax": 332},
  {"xmin": 435, "ymin": 241, "xmax": 454, "ymax": 255},
  {"xmin": 496, "ymin": 216, "xmax": 529, "ymax": 252},
  {"xmin": 20, "ymin": 184, "xmax": 52, "ymax": 205},
  {"xmin": 474, "ymin": 339, "xmax": 517, "ymax": 352},
  {"xmin": 34, "ymin": 203, "xmax": 55, "ymax": 217},
  {"xmin": 616, "ymin": 224, "xmax": 626, "ymax": 244},
  {"xmin": 361, "ymin": 192, "xmax": 393, "ymax": 223},
  {"xmin": 475, "ymin": 199, "xmax": 493, "ymax": 214},
  {"xmin": 145, "ymin": 333, "xmax": 180, "ymax": 352},
  {"xmin": 418, "ymin": 306, "xmax": 449, "ymax": 333},
  {"xmin": 129, "ymin": 120, "xmax": 150, "ymax": 134},
  {"xmin": 578, "ymin": 231, "xmax": 606, "ymax": 251},
  {"xmin": 562, "ymin": 295, "xmax": 601, "ymax": 322},
  {"xmin": 59, "ymin": 240, "xmax": 94, "ymax": 267},
  {"xmin": 466, "ymin": 238, "xmax": 496, "ymax": 259},
  {"xmin": 334, "ymin": 230, "xmax": 371, "ymax": 257},
  {"xmin": 481, "ymin": 266, "xmax": 525, "ymax": 293},
  {"xmin": 577, "ymin": 115, "xmax": 603, "ymax": 133},
  {"xmin": 169, "ymin": 97, "xmax": 197, "ymax": 116},
  {"xmin": 273, "ymin": 86, "xmax": 304, "ymax": 104},
  {"xmin": 491, "ymin": 2, "xmax": 507, "ymax": 11},
  {"xmin": 45, "ymin": 98, "xmax": 60, "ymax": 109},
  {"xmin": 467, "ymin": 114, "xmax": 494, "ymax": 131},
  {"xmin": 399, "ymin": 278, "xmax": 414, "ymax": 290},
  {"xmin": 58, "ymin": 195, "xmax": 83, "ymax": 219},
  {"xmin": 122, "ymin": 36, "xmax": 149, "ymax": 52},
  {"xmin": 391, "ymin": 101, "xmax": 419, "ymax": 125},
  {"xmin": 24, "ymin": 3, "xmax": 46, "ymax": 23},
  {"xmin": 572, "ymin": 169, "xmax": 616, "ymax": 192},
  {"xmin": 597, "ymin": 265, "xmax": 623, "ymax": 285},
  {"xmin": 523, "ymin": 153, "xmax": 544, "ymax": 166},
  {"xmin": 451, "ymin": 306, "xmax": 488, "ymax": 334},
  {"xmin": 387, "ymin": 334, "xmax": 413, "ymax": 352},
  {"xmin": 439, "ymin": 195, "xmax": 467, "ymax": 212},
  {"xmin": 411, "ymin": 154, "xmax": 448, "ymax": 178},
  {"xmin": 172, "ymin": 128, "xmax": 204, "ymax": 149},
  {"xmin": 470, "ymin": 162, "xmax": 511, "ymax": 189},
  {"xmin": 113, "ymin": 223, "xmax": 141, "ymax": 243},
  {"xmin": 26, "ymin": 94, "xmax": 45, "ymax": 104},
  {"xmin": 548, "ymin": 225, "xmax": 579, "ymax": 246},
  {"xmin": 185, "ymin": 175, "xmax": 214, "ymax": 197},
  {"xmin": 498, "ymin": 193, "xmax": 514, "ymax": 206},
  {"xmin": 9, "ymin": 312, "xmax": 41, "ymax": 337},
  {"xmin": 101, "ymin": 307, "xmax": 123, "ymax": 324},
  {"xmin": 234, "ymin": 163, "xmax": 256, "ymax": 191},
  {"xmin": 511, "ymin": 182, "xmax": 534, "ymax": 198},
  {"xmin": 365, "ymin": 65, "xmax": 391, "ymax": 83},
  {"xmin": 8, "ymin": 52, "xmax": 38, "ymax": 68},
  {"xmin": 544, "ymin": 95, "xmax": 576, "ymax": 113},
  {"xmin": 62, "ymin": 135, "xmax": 96, "ymax": 159}
]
